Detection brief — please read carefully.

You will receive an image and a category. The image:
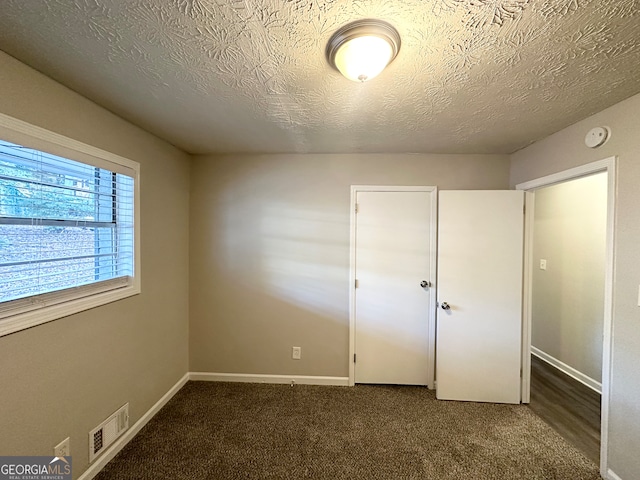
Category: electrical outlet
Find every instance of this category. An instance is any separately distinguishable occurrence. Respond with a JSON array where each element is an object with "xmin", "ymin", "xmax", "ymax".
[
  {"xmin": 292, "ymin": 346, "xmax": 301, "ymax": 360},
  {"xmin": 54, "ymin": 437, "xmax": 70, "ymax": 457}
]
